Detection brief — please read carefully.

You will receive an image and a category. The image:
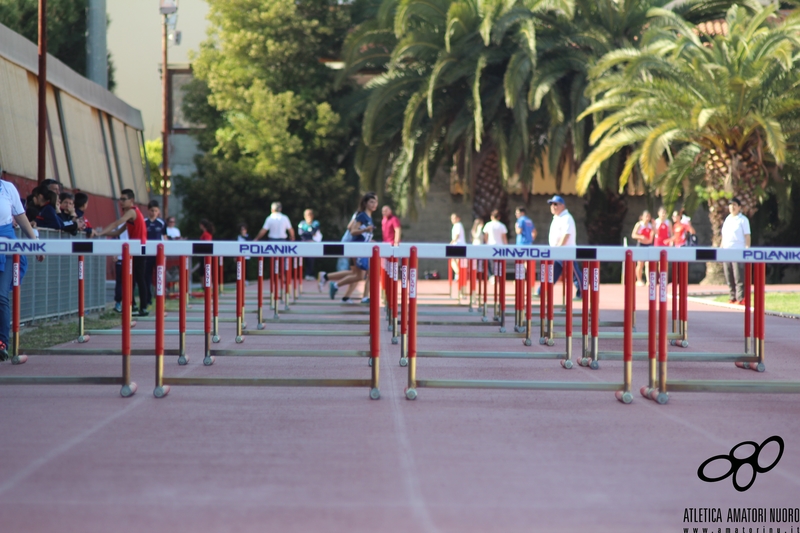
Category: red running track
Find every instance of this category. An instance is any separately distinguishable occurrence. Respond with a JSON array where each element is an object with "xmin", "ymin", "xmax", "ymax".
[{"xmin": 0, "ymin": 280, "xmax": 798, "ymax": 533}]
